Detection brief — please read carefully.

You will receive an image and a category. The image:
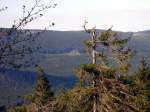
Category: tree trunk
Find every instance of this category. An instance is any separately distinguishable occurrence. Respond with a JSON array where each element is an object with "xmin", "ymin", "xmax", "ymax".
[{"xmin": 92, "ymin": 31, "xmax": 97, "ymax": 112}]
